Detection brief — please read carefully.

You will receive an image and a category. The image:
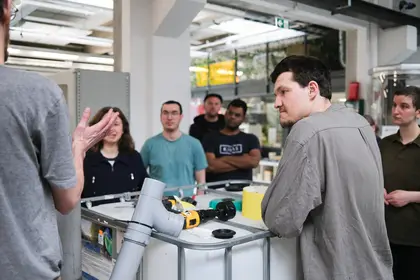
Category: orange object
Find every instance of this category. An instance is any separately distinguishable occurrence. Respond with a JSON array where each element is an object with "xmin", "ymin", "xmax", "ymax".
[{"xmin": 197, "ymin": 104, "xmax": 205, "ymax": 115}]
